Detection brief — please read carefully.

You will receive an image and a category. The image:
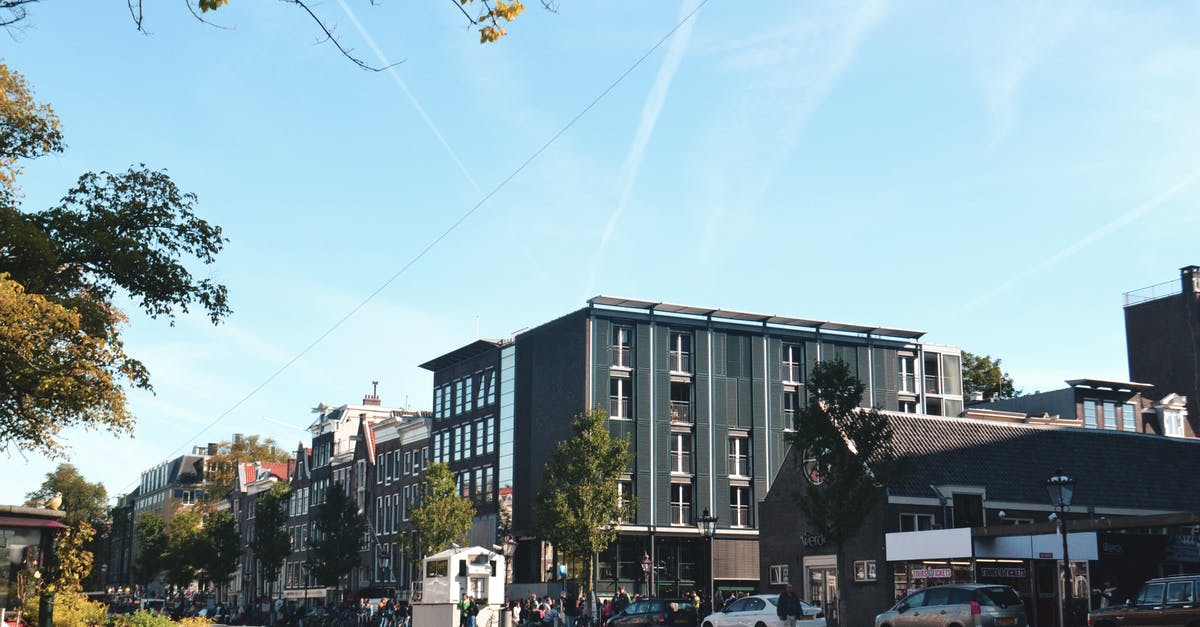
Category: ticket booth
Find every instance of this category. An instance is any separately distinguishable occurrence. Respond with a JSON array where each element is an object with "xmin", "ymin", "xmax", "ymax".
[{"xmin": 414, "ymin": 546, "xmax": 505, "ymax": 627}]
